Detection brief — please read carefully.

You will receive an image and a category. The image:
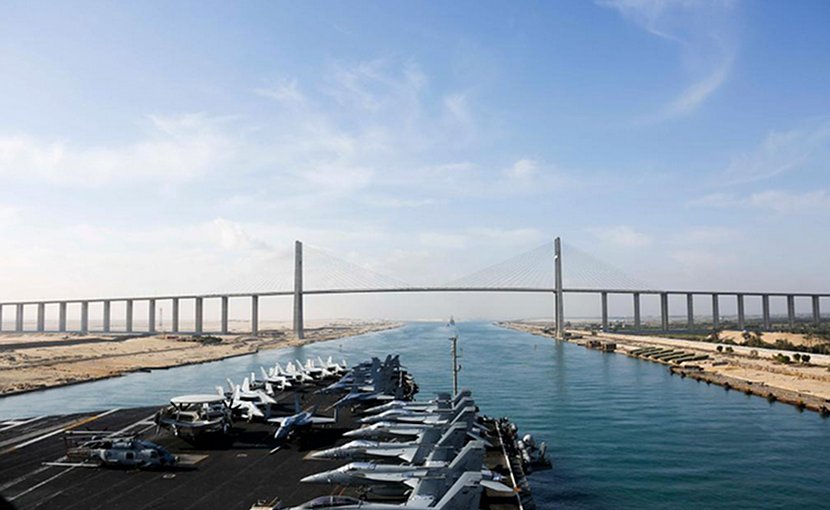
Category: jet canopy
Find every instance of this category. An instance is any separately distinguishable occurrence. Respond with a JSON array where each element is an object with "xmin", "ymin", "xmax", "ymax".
[{"xmin": 296, "ymin": 496, "xmax": 362, "ymax": 508}]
